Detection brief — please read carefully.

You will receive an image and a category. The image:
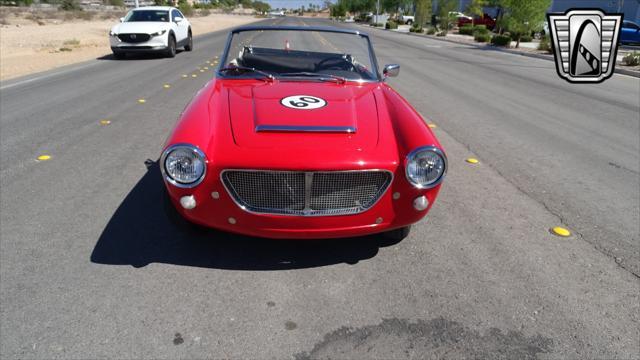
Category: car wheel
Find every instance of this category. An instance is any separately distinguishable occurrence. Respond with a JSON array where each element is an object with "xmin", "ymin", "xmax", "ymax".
[
  {"xmin": 381, "ymin": 226, "xmax": 411, "ymax": 244},
  {"xmin": 406, "ymin": 20, "xmax": 413, "ymax": 25},
  {"xmin": 184, "ymin": 31, "xmax": 193, "ymax": 51},
  {"xmin": 113, "ymin": 51, "xmax": 126, "ymax": 60},
  {"xmin": 166, "ymin": 35, "xmax": 176, "ymax": 58}
]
